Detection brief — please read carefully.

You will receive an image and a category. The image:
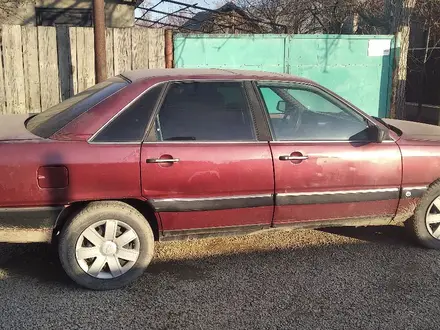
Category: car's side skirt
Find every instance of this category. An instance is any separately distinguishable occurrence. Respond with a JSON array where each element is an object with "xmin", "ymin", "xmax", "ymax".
[
  {"xmin": 0, "ymin": 206, "xmax": 63, "ymax": 228},
  {"xmin": 160, "ymin": 216, "xmax": 392, "ymax": 241},
  {"xmin": 0, "ymin": 206, "xmax": 63, "ymax": 243},
  {"xmin": 160, "ymin": 224, "xmax": 270, "ymax": 241}
]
